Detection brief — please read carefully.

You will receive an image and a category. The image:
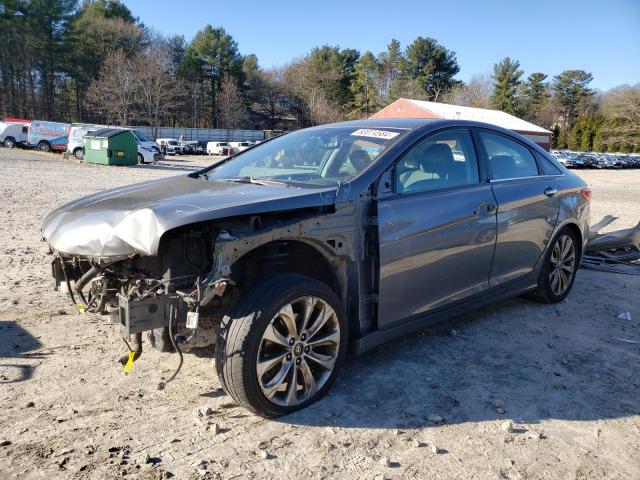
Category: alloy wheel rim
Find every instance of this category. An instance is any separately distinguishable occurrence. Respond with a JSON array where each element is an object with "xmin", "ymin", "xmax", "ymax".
[
  {"xmin": 256, "ymin": 296, "xmax": 340, "ymax": 407},
  {"xmin": 549, "ymin": 234, "xmax": 576, "ymax": 296}
]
